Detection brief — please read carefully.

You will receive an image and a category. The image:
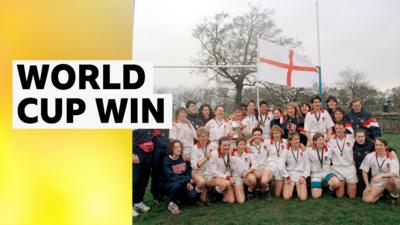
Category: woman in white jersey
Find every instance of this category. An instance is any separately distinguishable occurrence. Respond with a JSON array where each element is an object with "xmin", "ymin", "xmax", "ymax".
[
  {"xmin": 247, "ymin": 127, "xmax": 270, "ymax": 194},
  {"xmin": 328, "ymin": 121, "xmax": 358, "ymax": 199},
  {"xmin": 307, "ymin": 132, "xmax": 341, "ymax": 199},
  {"xmin": 205, "ymin": 105, "xmax": 229, "ymax": 145},
  {"xmin": 264, "ymin": 125, "xmax": 288, "ymax": 197},
  {"xmin": 190, "ymin": 127, "xmax": 217, "ymax": 204},
  {"xmin": 242, "ymin": 100, "xmax": 259, "ymax": 139},
  {"xmin": 304, "ymin": 95, "xmax": 334, "ymax": 144},
  {"xmin": 232, "ymin": 137, "xmax": 256, "ymax": 200},
  {"xmin": 258, "ymin": 100, "xmax": 273, "ymax": 140},
  {"xmin": 208, "ymin": 136, "xmax": 244, "ymax": 204},
  {"xmin": 169, "ymin": 107, "xmax": 196, "ymax": 160},
  {"xmin": 282, "ymin": 132, "xmax": 310, "ymax": 201},
  {"xmin": 361, "ymin": 138, "xmax": 400, "ymax": 204},
  {"xmin": 226, "ymin": 106, "xmax": 245, "ymax": 144}
]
